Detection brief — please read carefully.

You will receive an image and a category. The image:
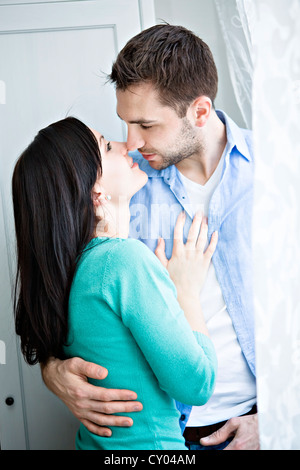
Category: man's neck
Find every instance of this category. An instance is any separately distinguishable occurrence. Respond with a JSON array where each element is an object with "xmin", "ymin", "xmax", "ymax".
[{"xmin": 176, "ymin": 111, "xmax": 227, "ymax": 185}]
